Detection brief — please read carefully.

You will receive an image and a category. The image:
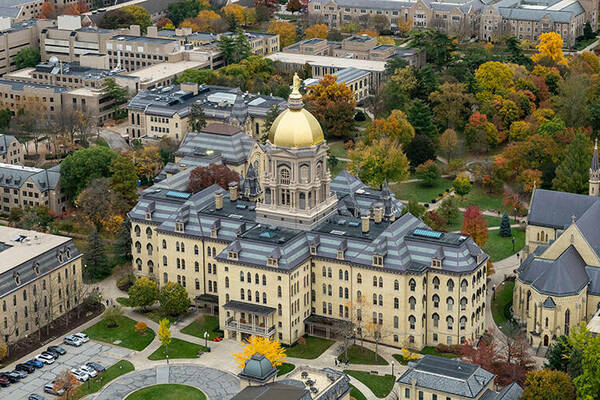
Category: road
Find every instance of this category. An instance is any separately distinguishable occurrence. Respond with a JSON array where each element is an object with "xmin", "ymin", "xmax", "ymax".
[{"xmin": 99, "ymin": 129, "xmax": 129, "ymax": 151}]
